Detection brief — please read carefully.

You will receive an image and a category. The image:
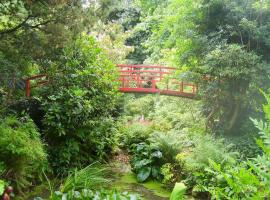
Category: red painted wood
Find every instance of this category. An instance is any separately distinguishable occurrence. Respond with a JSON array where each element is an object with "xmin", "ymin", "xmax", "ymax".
[
  {"xmin": 117, "ymin": 64, "xmax": 176, "ymax": 70},
  {"xmin": 117, "ymin": 64, "xmax": 197, "ymax": 98},
  {"xmin": 119, "ymin": 70, "xmax": 172, "ymax": 74},
  {"xmin": 25, "ymin": 74, "xmax": 48, "ymax": 98}
]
